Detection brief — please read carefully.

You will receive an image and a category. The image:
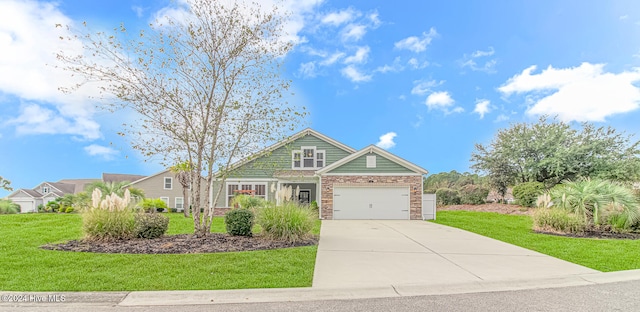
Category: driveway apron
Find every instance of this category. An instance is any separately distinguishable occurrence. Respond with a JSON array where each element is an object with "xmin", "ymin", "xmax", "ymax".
[{"xmin": 312, "ymin": 220, "xmax": 597, "ymax": 288}]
